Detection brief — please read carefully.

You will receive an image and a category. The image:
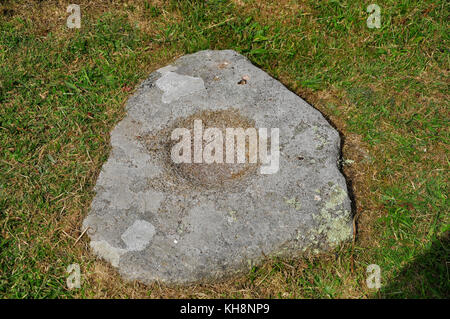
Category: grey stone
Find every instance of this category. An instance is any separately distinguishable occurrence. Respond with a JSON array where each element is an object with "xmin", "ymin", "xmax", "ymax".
[{"xmin": 83, "ymin": 50, "xmax": 353, "ymax": 285}]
